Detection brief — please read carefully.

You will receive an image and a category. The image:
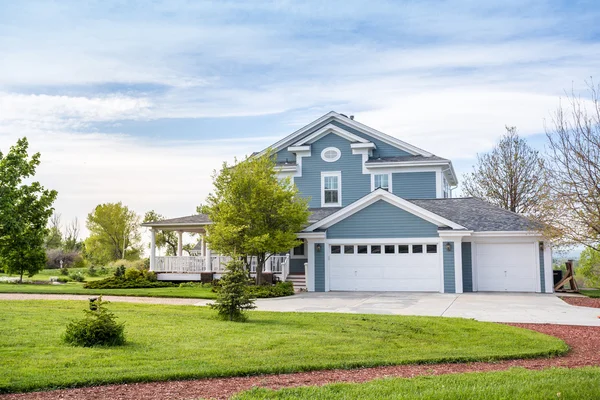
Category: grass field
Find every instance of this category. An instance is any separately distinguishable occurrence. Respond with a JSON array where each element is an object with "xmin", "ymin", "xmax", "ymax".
[
  {"xmin": 581, "ymin": 289, "xmax": 600, "ymax": 298},
  {"xmin": 0, "ymin": 281, "xmax": 217, "ymax": 298},
  {"xmin": 234, "ymin": 367, "xmax": 600, "ymax": 400},
  {"xmin": 0, "ymin": 300, "xmax": 567, "ymax": 393}
]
